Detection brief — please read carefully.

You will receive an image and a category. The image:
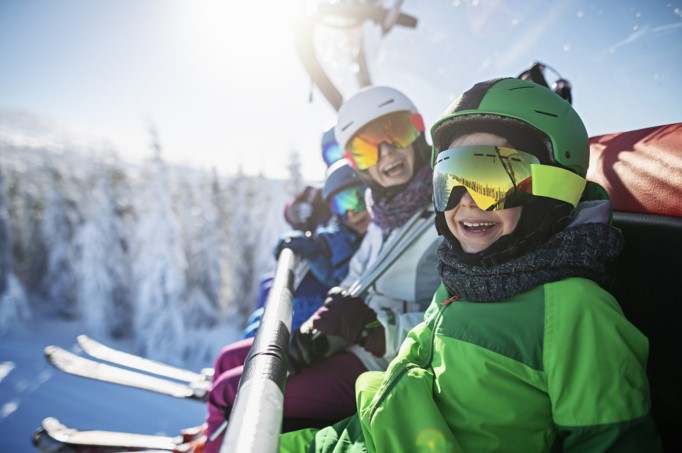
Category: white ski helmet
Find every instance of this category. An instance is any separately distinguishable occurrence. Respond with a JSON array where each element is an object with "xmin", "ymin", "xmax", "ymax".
[{"xmin": 335, "ymin": 86, "xmax": 422, "ymax": 153}]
